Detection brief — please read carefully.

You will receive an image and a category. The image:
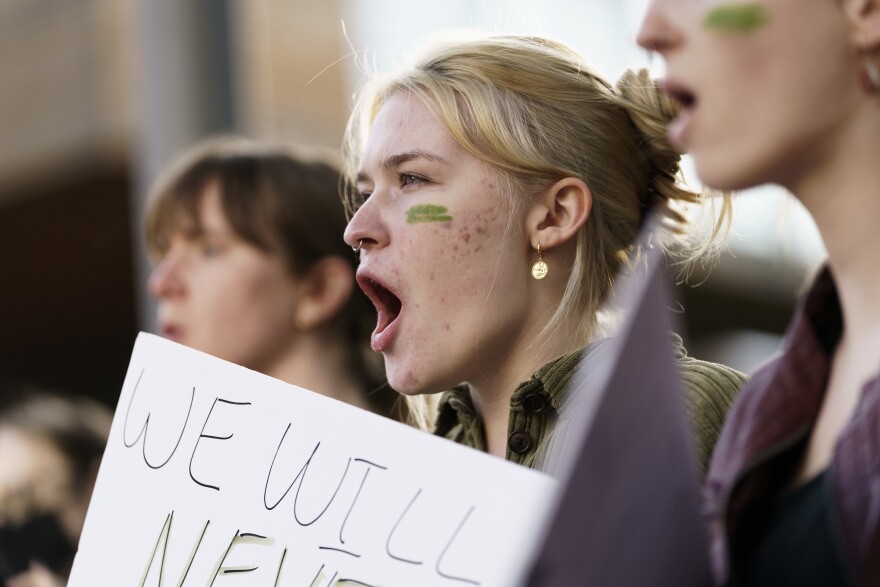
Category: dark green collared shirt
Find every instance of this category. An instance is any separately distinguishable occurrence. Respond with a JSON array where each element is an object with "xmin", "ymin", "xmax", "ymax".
[{"xmin": 434, "ymin": 338, "xmax": 746, "ymax": 478}]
